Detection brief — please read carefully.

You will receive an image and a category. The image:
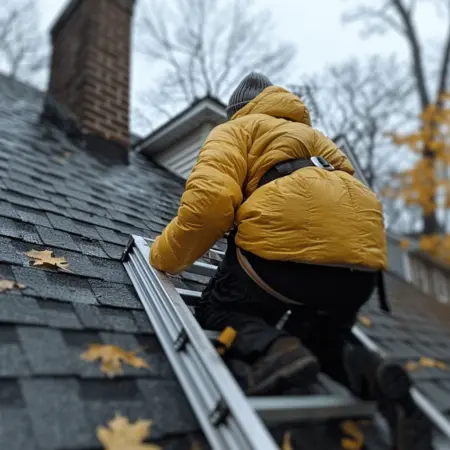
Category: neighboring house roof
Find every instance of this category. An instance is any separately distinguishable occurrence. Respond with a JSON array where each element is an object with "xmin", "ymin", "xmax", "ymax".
[{"xmin": 1, "ymin": 73, "xmax": 450, "ymax": 448}]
